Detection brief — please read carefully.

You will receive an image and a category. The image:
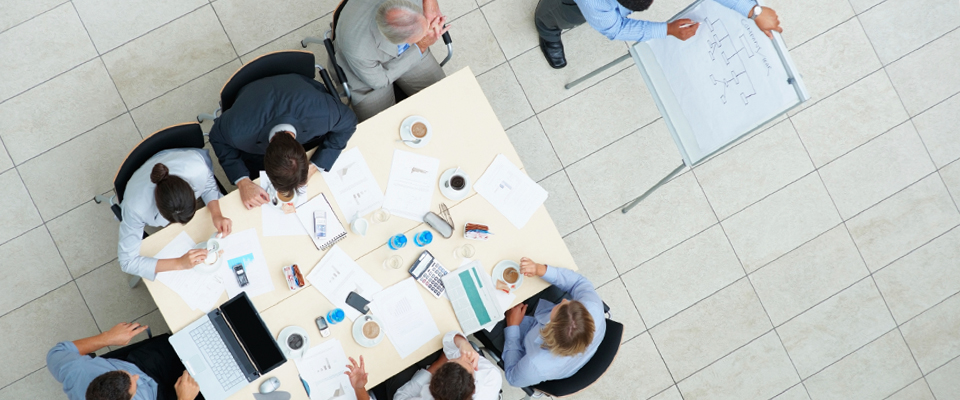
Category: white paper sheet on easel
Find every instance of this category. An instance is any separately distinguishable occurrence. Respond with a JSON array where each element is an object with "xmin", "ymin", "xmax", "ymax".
[
  {"xmin": 321, "ymin": 147, "xmax": 384, "ymax": 221},
  {"xmin": 474, "ymin": 154, "xmax": 548, "ymax": 229},
  {"xmin": 305, "ymin": 245, "xmax": 383, "ymax": 321},
  {"xmin": 382, "ymin": 149, "xmax": 440, "ymax": 221},
  {"xmin": 154, "ymin": 232, "xmax": 224, "ymax": 311},
  {"xmin": 295, "ymin": 339, "xmax": 357, "ymax": 400},
  {"xmin": 259, "ymin": 171, "xmax": 308, "ymax": 236},
  {"xmin": 369, "ymin": 278, "xmax": 441, "ymax": 359},
  {"xmin": 219, "ymin": 228, "xmax": 275, "ymax": 298}
]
